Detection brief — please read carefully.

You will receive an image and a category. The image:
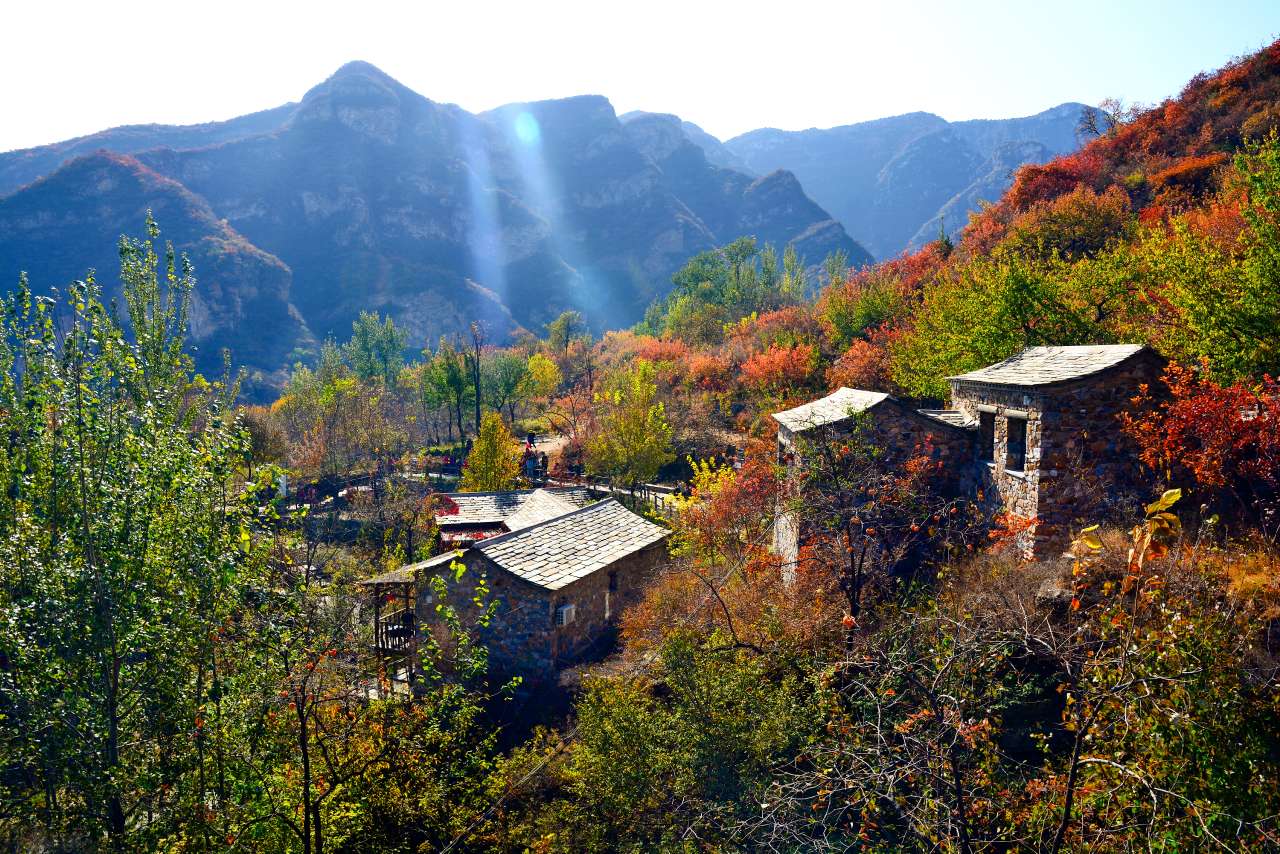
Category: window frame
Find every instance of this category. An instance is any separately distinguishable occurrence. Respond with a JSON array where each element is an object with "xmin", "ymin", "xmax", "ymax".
[
  {"xmin": 1005, "ymin": 415, "xmax": 1028, "ymax": 472},
  {"xmin": 979, "ymin": 411, "xmax": 996, "ymax": 462}
]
